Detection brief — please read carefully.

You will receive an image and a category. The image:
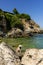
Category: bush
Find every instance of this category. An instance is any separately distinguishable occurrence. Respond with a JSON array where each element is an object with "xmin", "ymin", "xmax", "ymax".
[
  {"xmin": 19, "ymin": 13, "xmax": 31, "ymax": 20},
  {"xmin": 0, "ymin": 8, "xmax": 31, "ymax": 32},
  {"xmin": 11, "ymin": 15, "xmax": 24, "ymax": 30},
  {"xmin": 5, "ymin": 13, "xmax": 12, "ymax": 31},
  {"xmin": 13, "ymin": 8, "xmax": 19, "ymax": 14},
  {"xmin": 14, "ymin": 20, "xmax": 24, "ymax": 30}
]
